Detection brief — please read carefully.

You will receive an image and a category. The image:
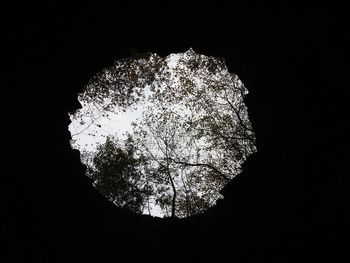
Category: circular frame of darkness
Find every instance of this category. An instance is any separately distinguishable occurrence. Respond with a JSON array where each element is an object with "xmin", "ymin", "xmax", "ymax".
[{"xmin": 68, "ymin": 48, "xmax": 257, "ymax": 218}]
